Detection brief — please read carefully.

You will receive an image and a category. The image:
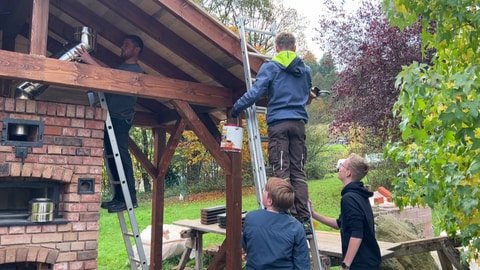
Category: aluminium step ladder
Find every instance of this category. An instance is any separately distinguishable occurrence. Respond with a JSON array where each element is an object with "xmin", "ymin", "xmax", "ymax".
[
  {"xmin": 91, "ymin": 91, "xmax": 148, "ymax": 270},
  {"xmin": 237, "ymin": 16, "xmax": 323, "ymax": 270}
]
